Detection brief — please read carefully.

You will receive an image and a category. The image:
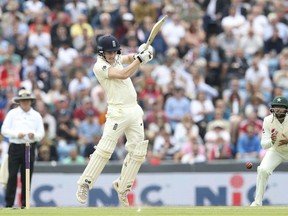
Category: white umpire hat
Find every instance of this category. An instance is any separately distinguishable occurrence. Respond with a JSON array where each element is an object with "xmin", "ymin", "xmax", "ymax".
[{"xmin": 13, "ymin": 89, "xmax": 35, "ymax": 103}]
